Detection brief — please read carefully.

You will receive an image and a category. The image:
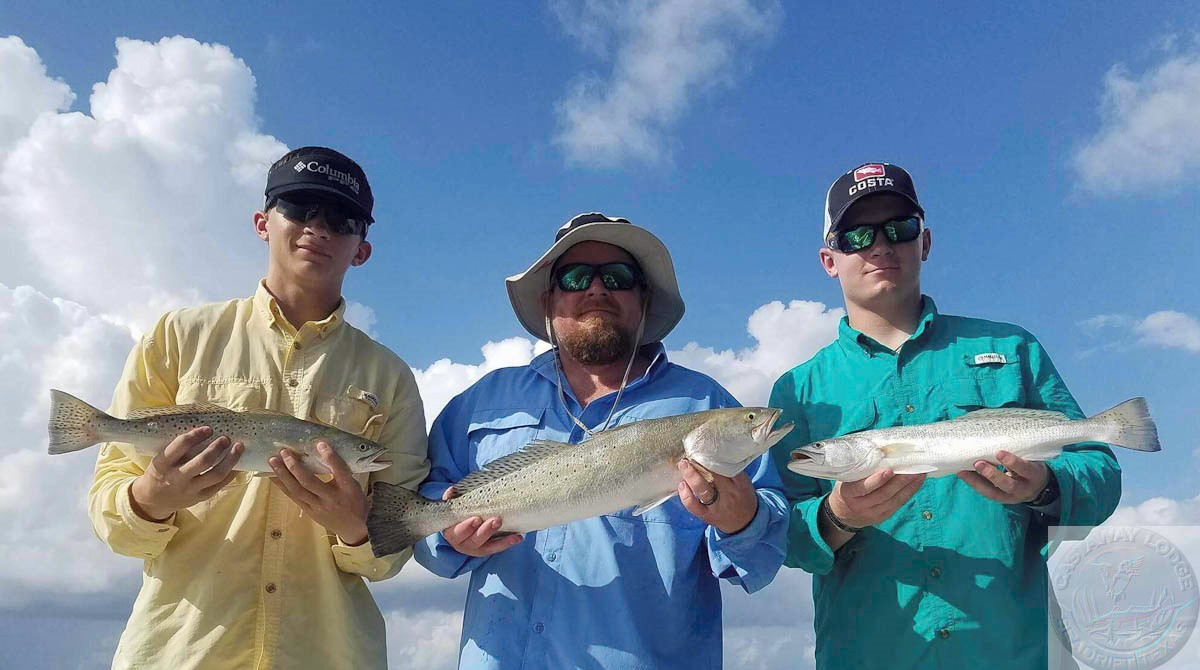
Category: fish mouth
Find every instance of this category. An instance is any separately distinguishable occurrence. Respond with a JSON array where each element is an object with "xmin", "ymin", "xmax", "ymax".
[
  {"xmin": 753, "ymin": 409, "xmax": 793, "ymax": 446},
  {"xmin": 789, "ymin": 448, "xmax": 826, "ymax": 466},
  {"xmin": 359, "ymin": 450, "xmax": 392, "ymax": 472}
]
